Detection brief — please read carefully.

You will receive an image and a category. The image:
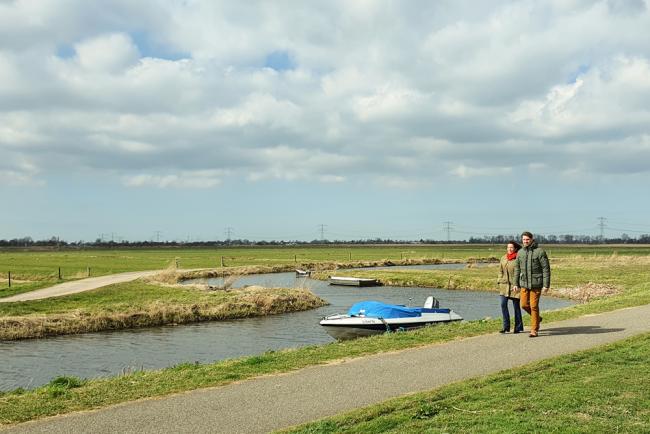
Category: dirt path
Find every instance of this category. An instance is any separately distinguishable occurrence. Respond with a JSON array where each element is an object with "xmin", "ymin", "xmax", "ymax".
[
  {"xmin": 3, "ymin": 303, "xmax": 650, "ymax": 433},
  {"xmin": 0, "ymin": 271, "xmax": 160, "ymax": 302}
]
